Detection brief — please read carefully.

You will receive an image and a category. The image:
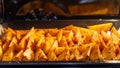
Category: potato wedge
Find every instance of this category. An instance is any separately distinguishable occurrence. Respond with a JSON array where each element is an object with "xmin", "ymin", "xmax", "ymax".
[
  {"xmin": 36, "ymin": 35, "xmax": 45, "ymax": 48},
  {"xmin": 88, "ymin": 23, "xmax": 113, "ymax": 32},
  {"xmin": 79, "ymin": 43, "xmax": 95, "ymax": 53},
  {"xmin": 65, "ymin": 30, "xmax": 74, "ymax": 43},
  {"xmin": 2, "ymin": 36, "xmax": 17, "ymax": 61},
  {"xmin": 73, "ymin": 28, "xmax": 83, "ymax": 45},
  {"xmin": 62, "ymin": 25, "xmax": 78, "ymax": 33},
  {"xmin": 47, "ymin": 48, "xmax": 57, "ymax": 61},
  {"xmin": 0, "ymin": 45, "xmax": 3, "ymax": 61},
  {"xmin": 56, "ymin": 29, "xmax": 63, "ymax": 42},
  {"xmin": 2, "ymin": 41, "xmax": 10, "ymax": 52},
  {"xmin": 13, "ymin": 50, "xmax": 24, "ymax": 61},
  {"xmin": 51, "ymin": 40, "xmax": 58, "ymax": 49},
  {"xmin": 59, "ymin": 36, "xmax": 68, "ymax": 47},
  {"xmin": 18, "ymin": 37, "xmax": 27, "ymax": 50},
  {"xmin": 70, "ymin": 46, "xmax": 80, "ymax": 61},
  {"xmin": 44, "ymin": 28, "xmax": 58, "ymax": 36},
  {"xmin": 35, "ymin": 48, "xmax": 47, "ymax": 61},
  {"xmin": 57, "ymin": 48, "xmax": 70, "ymax": 61},
  {"xmin": 24, "ymin": 27, "xmax": 35, "ymax": 39},
  {"xmin": 23, "ymin": 48, "xmax": 34, "ymax": 61},
  {"xmin": 55, "ymin": 47, "xmax": 65, "ymax": 56},
  {"xmin": 41, "ymin": 37, "xmax": 55, "ymax": 54},
  {"xmin": 102, "ymin": 40, "xmax": 116, "ymax": 60},
  {"xmin": 2, "ymin": 43, "xmax": 15, "ymax": 61},
  {"xmin": 16, "ymin": 30, "xmax": 28, "ymax": 41},
  {"xmin": 111, "ymin": 26, "xmax": 120, "ymax": 38},
  {"xmin": 90, "ymin": 44, "xmax": 102, "ymax": 61},
  {"xmin": 101, "ymin": 30, "xmax": 110, "ymax": 42},
  {"xmin": 2, "ymin": 47, "xmax": 14, "ymax": 61}
]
